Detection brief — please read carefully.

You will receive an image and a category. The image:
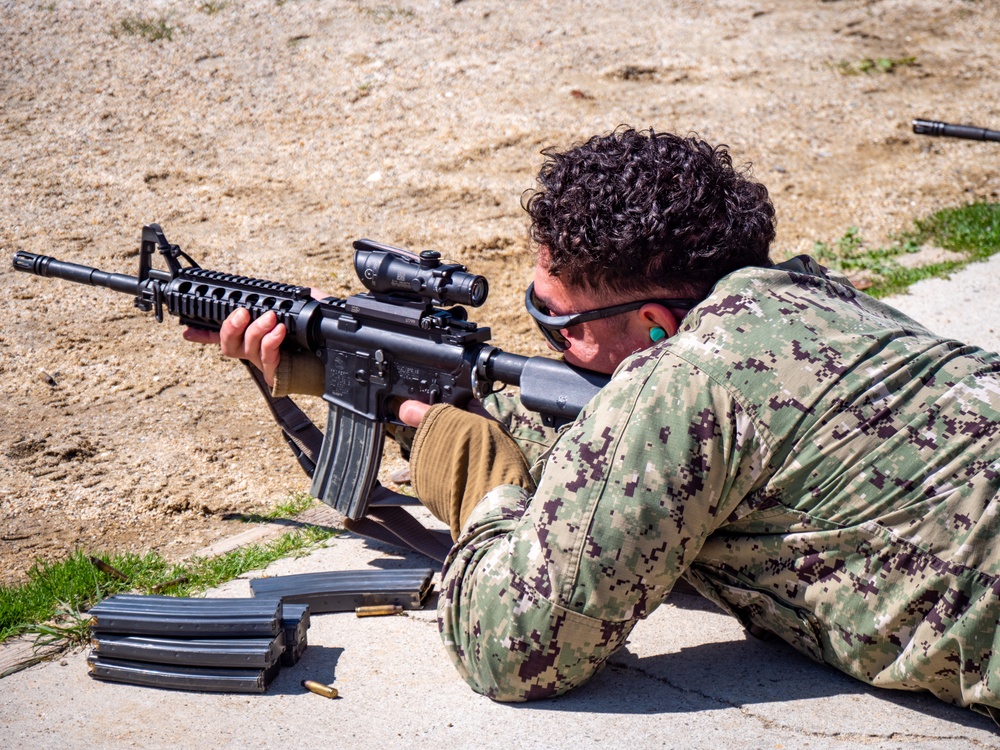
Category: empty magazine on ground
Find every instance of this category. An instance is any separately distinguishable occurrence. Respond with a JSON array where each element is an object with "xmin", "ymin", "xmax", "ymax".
[{"xmin": 249, "ymin": 568, "xmax": 434, "ymax": 613}]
